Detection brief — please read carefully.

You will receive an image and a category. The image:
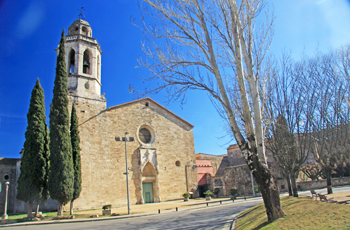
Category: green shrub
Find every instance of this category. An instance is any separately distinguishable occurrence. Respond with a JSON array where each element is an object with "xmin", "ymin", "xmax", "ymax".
[
  {"xmin": 214, "ymin": 188, "xmax": 220, "ymax": 195},
  {"xmin": 230, "ymin": 189, "xmax": 238, "ymax": 195},
  {"xmin": 102, "ymin": 204, "xmax": 112, "ymax": 210},
  {"xmin": 182, "ymin": 192, "xmax": 190, "ymax": 198},
  {"xmin": 204, "ymin": 190, "xmax": 213, "ymax": 197}
]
